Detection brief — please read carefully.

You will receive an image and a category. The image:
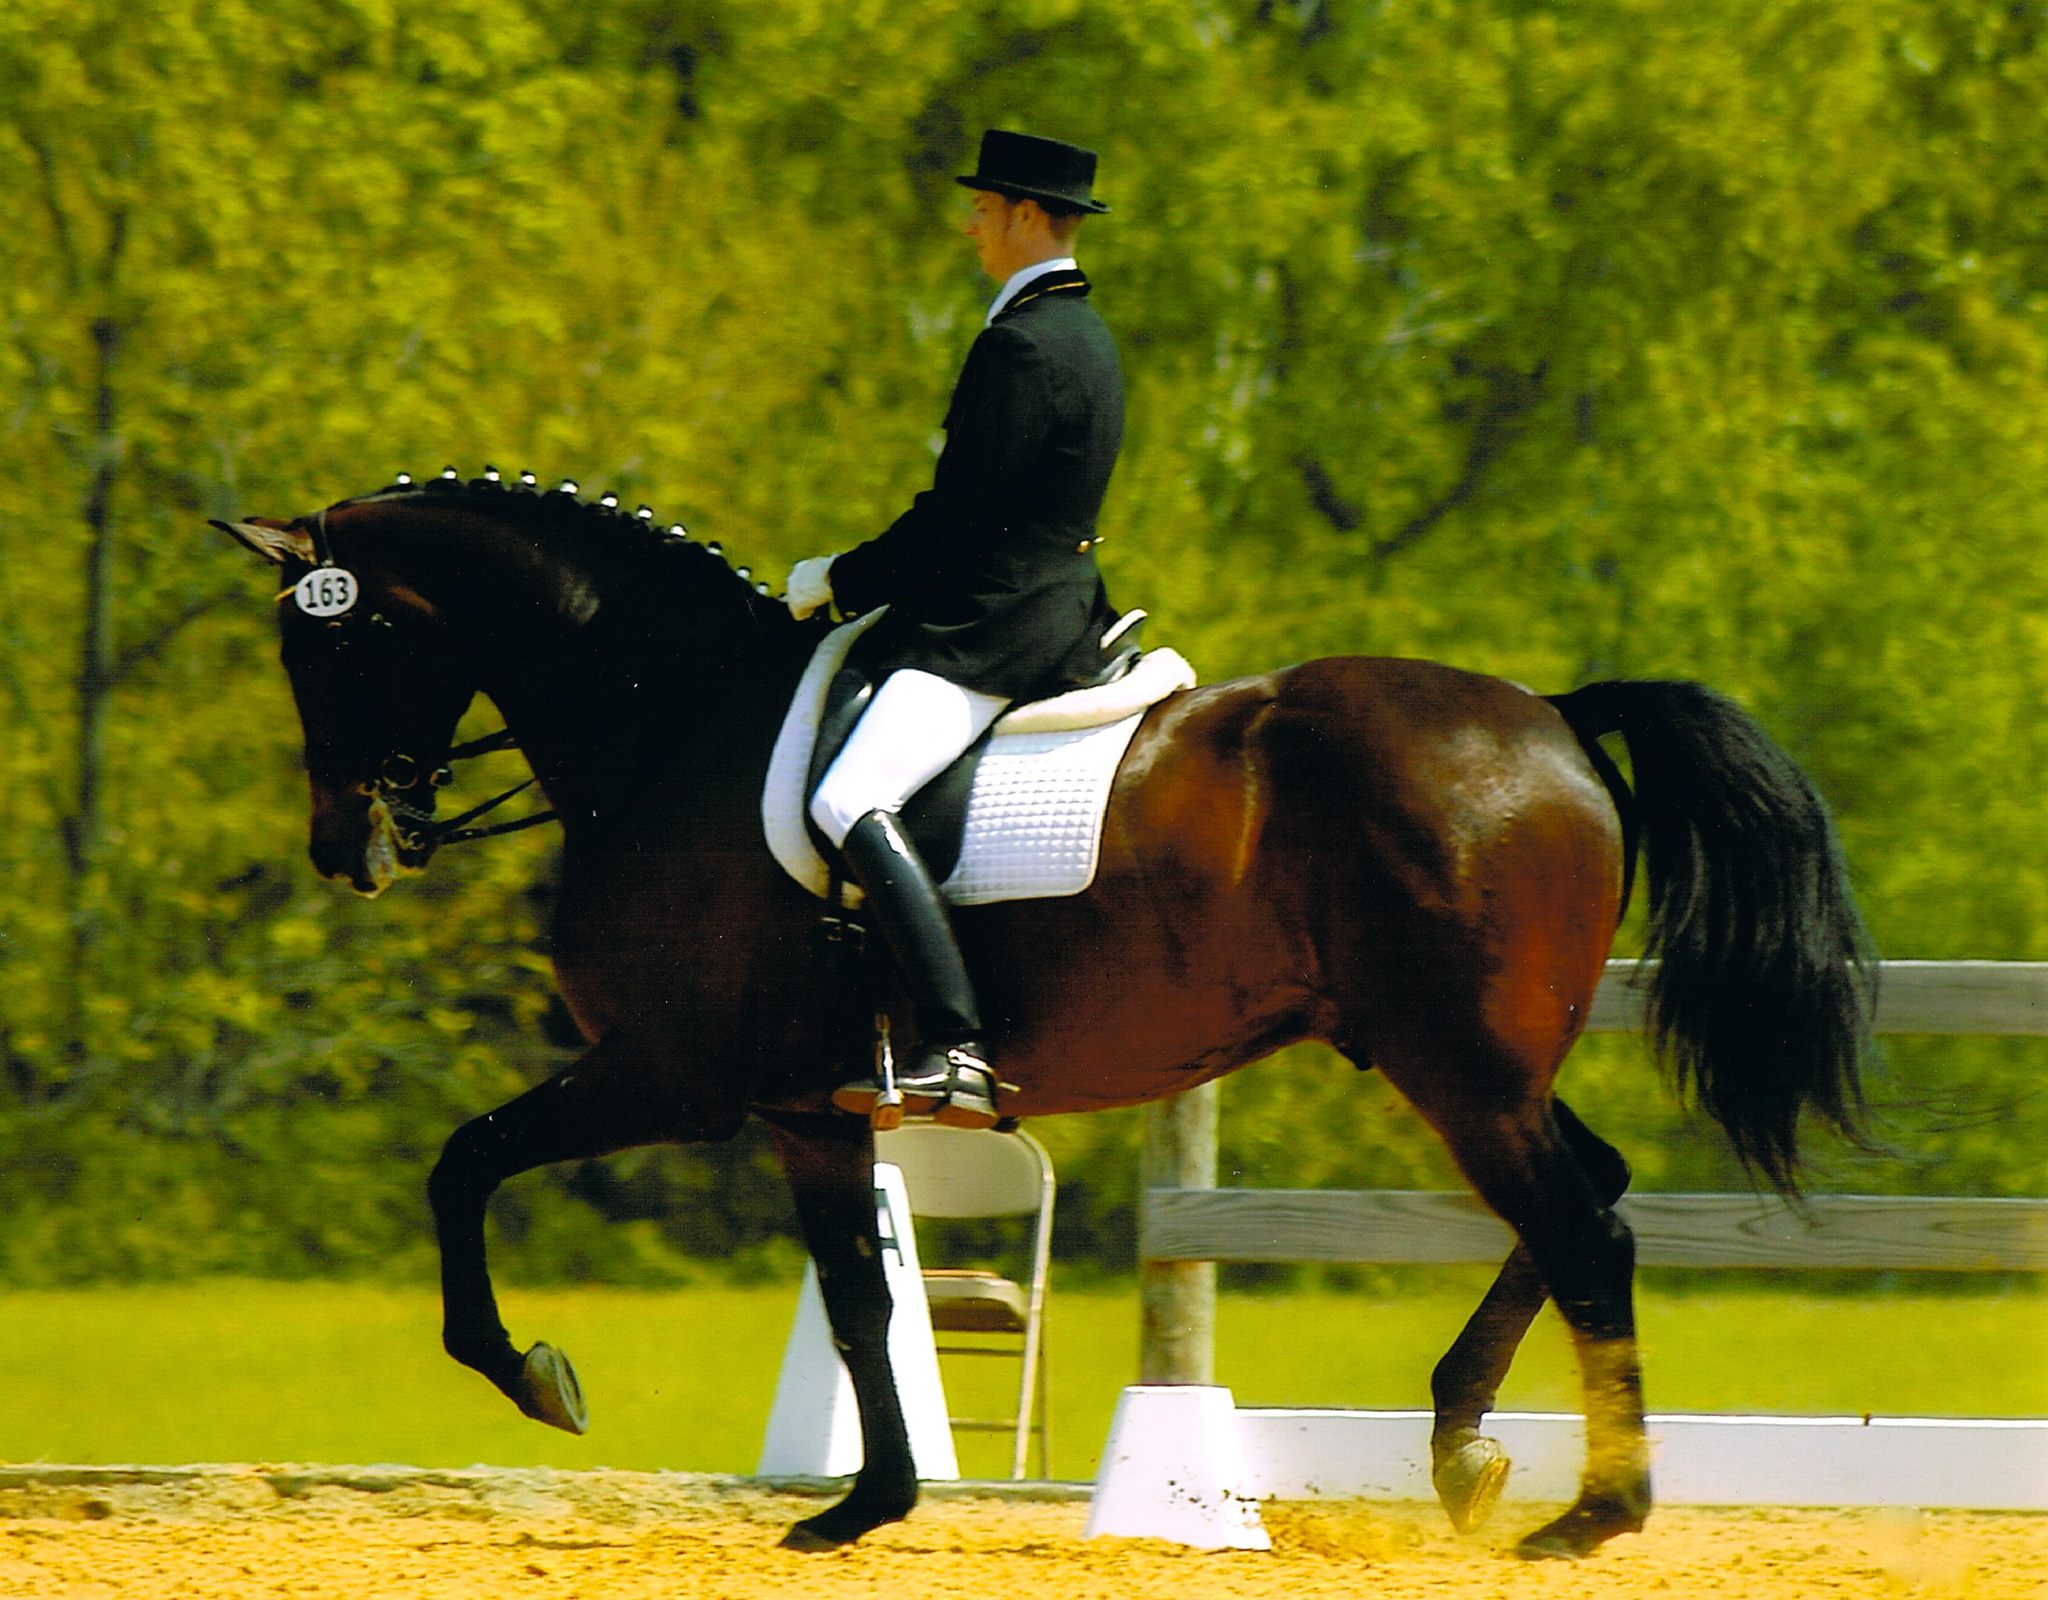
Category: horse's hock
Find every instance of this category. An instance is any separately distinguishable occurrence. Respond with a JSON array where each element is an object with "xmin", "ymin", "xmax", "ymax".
[{"xmin": 0, "ymin": 1467, "xmax": 2041, "ymax": 1599}]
